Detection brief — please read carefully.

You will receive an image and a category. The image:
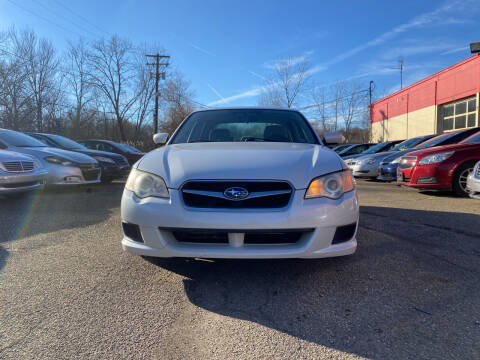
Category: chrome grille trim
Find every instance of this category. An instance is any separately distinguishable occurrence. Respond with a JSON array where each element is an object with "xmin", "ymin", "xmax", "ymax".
[{"xmin": 2, "ymin": 161, "xmax": 35, "ymax": 173}]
